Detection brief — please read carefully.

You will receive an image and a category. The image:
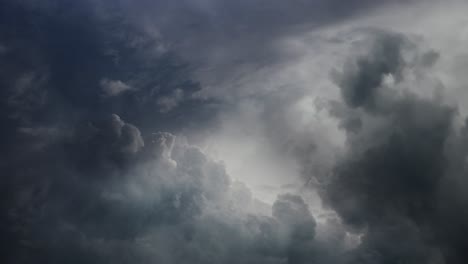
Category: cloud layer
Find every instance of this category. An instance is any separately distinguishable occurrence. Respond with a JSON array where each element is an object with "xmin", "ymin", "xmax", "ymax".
[{"xmin": 2, "ymin": 0, "xmax": 468, "ymax": 264}]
